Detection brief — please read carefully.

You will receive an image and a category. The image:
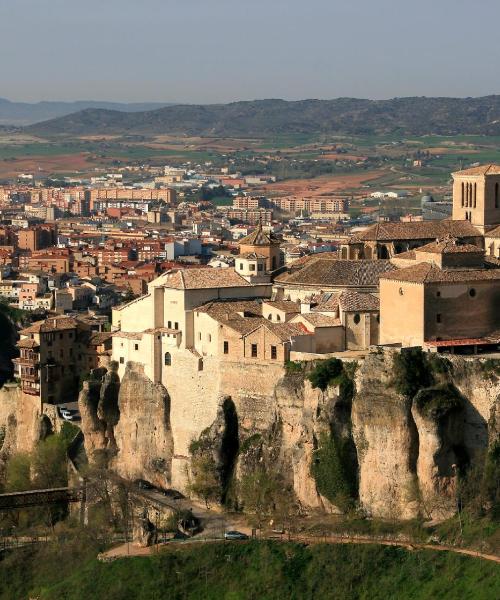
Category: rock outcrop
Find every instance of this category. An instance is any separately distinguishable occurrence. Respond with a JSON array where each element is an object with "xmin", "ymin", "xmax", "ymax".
[{"xmin": 76, "ymin": 351, "xmax": 500, "ymax": 521}]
